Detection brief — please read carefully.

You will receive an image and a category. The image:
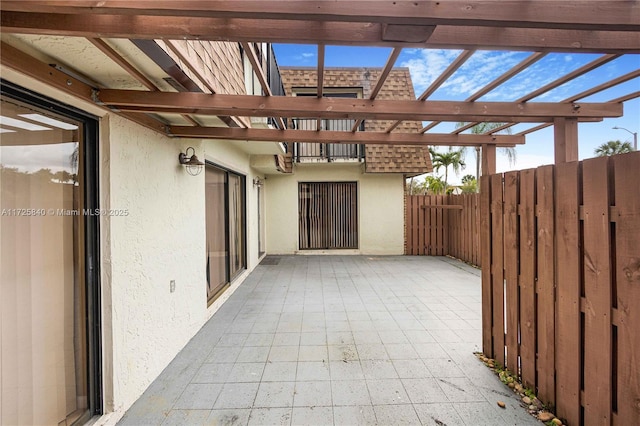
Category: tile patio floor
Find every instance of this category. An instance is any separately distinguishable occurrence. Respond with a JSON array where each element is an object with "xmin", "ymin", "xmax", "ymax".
[{"xmin": 118, "ymin": 256, "xmax": 538, "ymax": 426}]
